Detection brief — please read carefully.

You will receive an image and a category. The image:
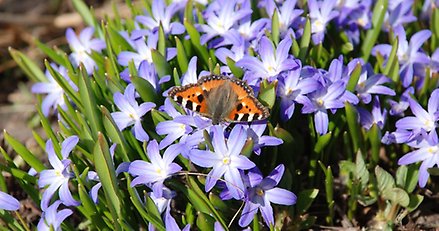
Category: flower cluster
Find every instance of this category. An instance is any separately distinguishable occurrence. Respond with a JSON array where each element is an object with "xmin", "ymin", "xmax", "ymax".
[{"xmin": 6, "ymin": 0, "xmax": 439, "ymax": 230}]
